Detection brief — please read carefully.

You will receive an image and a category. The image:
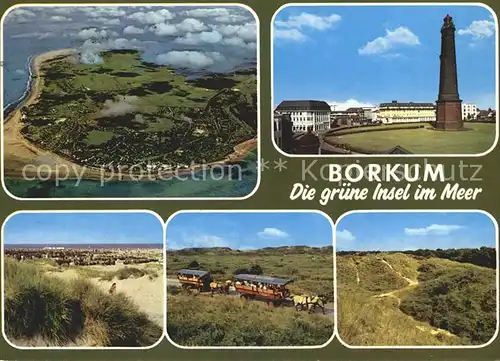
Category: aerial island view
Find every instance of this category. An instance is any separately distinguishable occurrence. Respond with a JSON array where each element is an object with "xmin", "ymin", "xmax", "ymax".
[
  {"xmin": 2, "ymin": 211, "xmax": 165, "ymax": 347},
  {"xmin": 165, "ymin": 211, "xmax": 335, "ymax": 347},
  {"xmin": 336, "ymin": 211, "xmax": 498, "ymax": 347},
  {"xmin": 2, "ymin": 5, "xmax": 258, "ymax": 198}
]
